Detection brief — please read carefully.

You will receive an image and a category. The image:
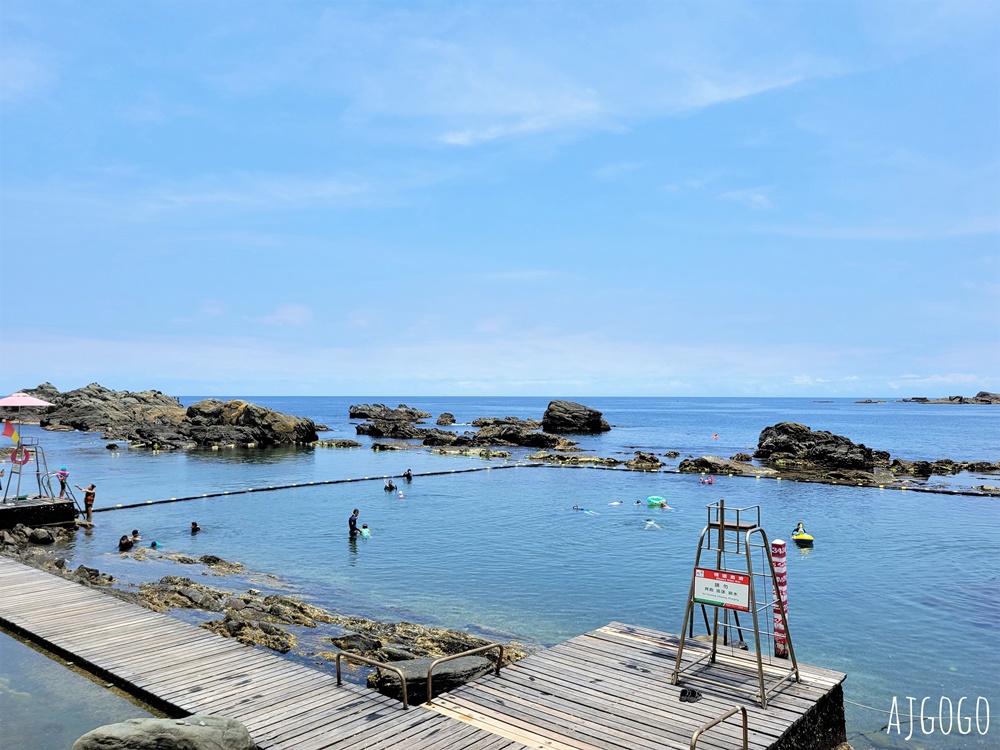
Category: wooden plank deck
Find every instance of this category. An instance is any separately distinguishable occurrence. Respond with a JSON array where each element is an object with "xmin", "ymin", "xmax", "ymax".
[
  {"xmin": 0, "ymin": 556, "xmax": 527, "ymax": 750},
  {"xmin": 429, "ymin": 622, "xmax": 846, "ymax": 750},
  {"xmin": 0, "ymin": 555, "xmax": 846, "ymax": 749}
]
